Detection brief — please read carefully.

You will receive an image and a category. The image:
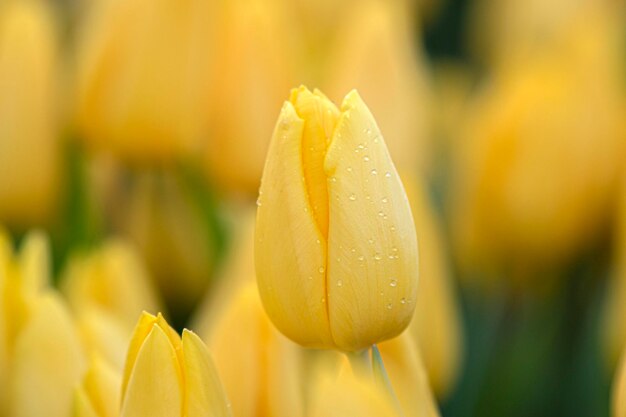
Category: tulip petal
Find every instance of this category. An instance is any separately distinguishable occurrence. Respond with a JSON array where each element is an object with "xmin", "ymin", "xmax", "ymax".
[
  {"xmin": 82, "ymin": 356, "xmax": 121, "ymax": 417},
  {"xmin": 18, "ymin": 231, "xmax": 50, "ymax": 295},
  {"xmin": 255, "ymin": 101, "xmax": 332, "ymax": 348},
  {"xmin": 324, "ymin": 90, "xmax": 419, "ymax": 351},
  {"xmin": 120, "ymin": 324, "xmax": 183, "ymax": 417},
  {"xmin": 182, "ymin": 330, "xmax": 232, "ymax": 417},
  {"xmin": 10, "ymin": 293, "xmax": 86, "ymax": 417}
]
